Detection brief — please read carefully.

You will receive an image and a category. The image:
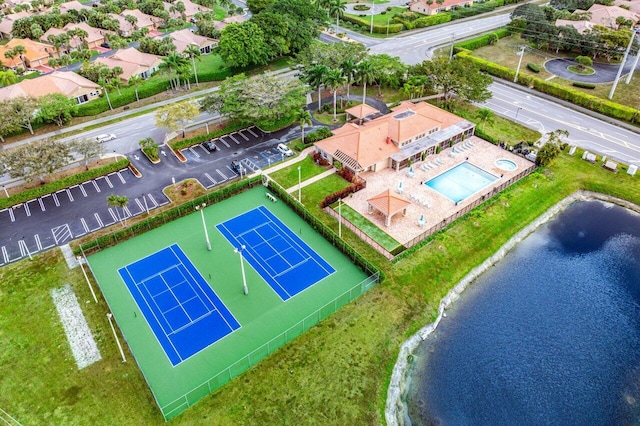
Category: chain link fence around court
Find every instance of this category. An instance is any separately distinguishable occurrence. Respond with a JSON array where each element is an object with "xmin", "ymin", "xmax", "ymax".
[{"xmin": 160, "ymin": 272, "xmax": 380, "ymax": 421}]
